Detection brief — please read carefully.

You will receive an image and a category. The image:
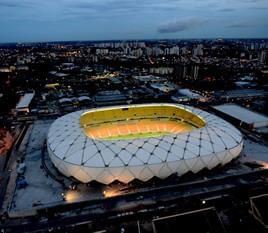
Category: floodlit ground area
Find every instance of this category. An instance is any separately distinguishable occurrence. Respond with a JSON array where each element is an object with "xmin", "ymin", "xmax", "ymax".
[
  {"xmin": 84, "ymin": 119, "xmax": 195, "ymax": 140},
  {"xmin": 7, "ymin": 119, "xmax": 268, "ymax": 216},
  {"xmin": 10, "ymin": 120, "xmax": 63, "ymax": 212},
  {"xmin": 9, "ymin": 120, "xmax": 108, "ymax": 214},
  {"xmin": 240, "ymin": 136, "xmax": 268, "ymax": 164}
]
